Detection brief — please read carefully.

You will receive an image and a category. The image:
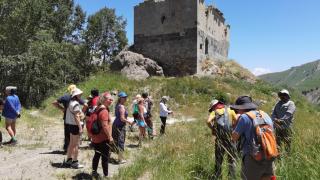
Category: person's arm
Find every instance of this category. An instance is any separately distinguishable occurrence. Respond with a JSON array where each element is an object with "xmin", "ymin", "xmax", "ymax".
[
  {"xmin": 160, "ymin": 103, "xmax": 171, "ymax": 114},
  {"xmin": 271, "ymin": 103, "xmax": 278, "ymax": 121},
  {"xmin": 16, "ymin": 96, "xmax": 21, "ymax": 115},
  {"xmin": 52, "ymin": 100, "xmax": 65, "ymax": 112},
  {"xmin": 206, "ymin": 111, "xmax": 215, "ymax": 129},
  {"xmin": 72, "ymin": 104, "xmax": 83, "ymax": 133},
  {"xmin": 100, "ymin": 109, "xmax": 113, "ymax": 142},
  {"xmin": 232, "ymin": 116, "xmax": 247, "ymax": 142},
  {"xmin": 278, "ymin": 102, "xmax": 296, "ymax": 124},
  {"xmin": 119, "ymin": 105, "xmax": 132, "ymax": 124}
]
